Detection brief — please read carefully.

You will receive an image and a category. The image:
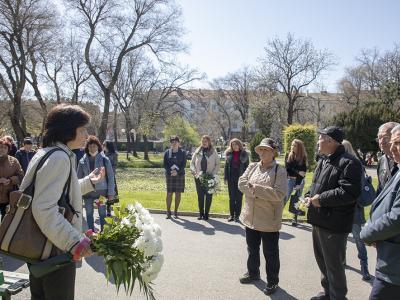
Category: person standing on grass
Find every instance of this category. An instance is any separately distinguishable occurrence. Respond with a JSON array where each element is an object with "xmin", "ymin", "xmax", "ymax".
[
  {"xmin": 306, "ymin": 126, "xmax": 362, "ymax": 300},
  {"xmin": 15, "ymin": 137, "xmax": 36, "ymax": 174},
  {"xmin": 103, "ymin": 141, "xmax": 118, "ymax": 217},
  {"xmin": 190, "ymin": 135, "xmax": 219, "ymax": 220},
  {"xmin": 361, "ymin": 124, "xmax": 400, "ymax": 299},
  {"xmin": 77, "ymin": 135, "xmax": 115, "ymax": 232},
  {"xmin": 224, "ymin": 138, "xmax": 249, "ymax": 222},
  {"xmin": 376, "ymin": 122, "xmax": 399, "ymax": 195},
  {"xmin": 284, "ymin": 139, "xmax": 307, "ymax": 226},
  {"xmin": 163, "ymin": 136, "xmax": 186, "ymax": 219},
  {"xmin": 342, "ymin": 139, "xmax": 372, "ymax": 281},
  {"xmin": 238, "ymin": 138, "xmax": 287, "ymax": 296}
]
